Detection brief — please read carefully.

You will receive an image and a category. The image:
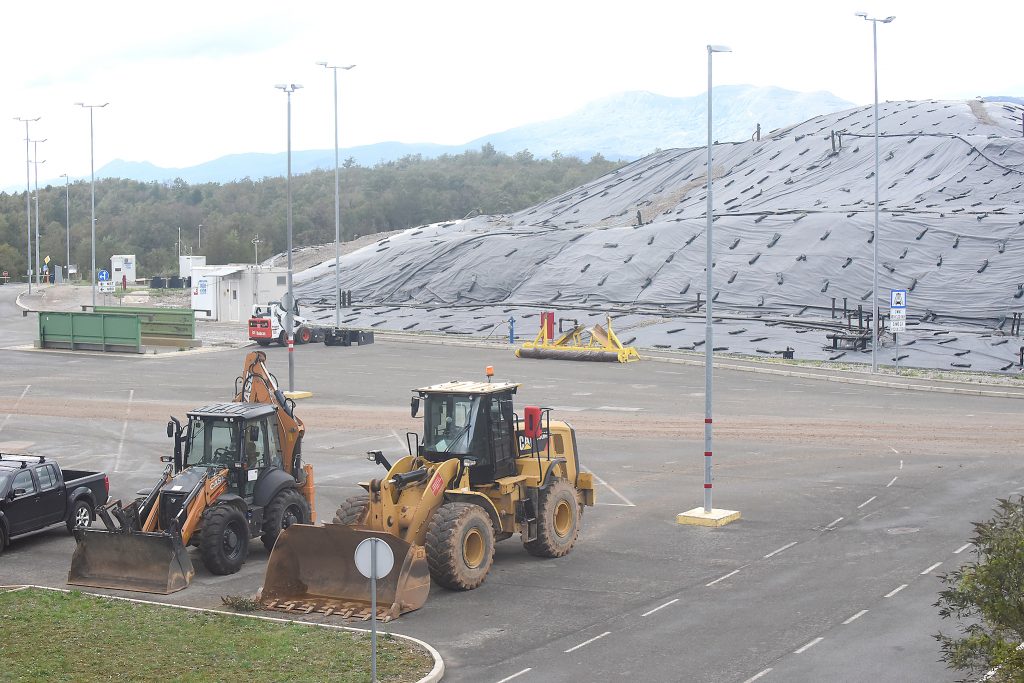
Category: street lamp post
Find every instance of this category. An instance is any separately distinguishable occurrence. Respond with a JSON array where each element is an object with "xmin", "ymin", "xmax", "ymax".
[
  {"xmin": 60, "ymin": 173, "xmax": 70, "ymax": 283},
  {"xmin": 317, "ymin": 61, "xmax": 356, "ymax": 328},
  {"xmin": 197, "ymin": 224, "xmax": 202, "ymax": 250},
  {"xmin": 76, "ymin": 102, "xmax": 109, "ymax": 307},
  {"xmin": 14, "ymin": 116, "xmax": 39, "ymax": 294},
  {"xmin": 31, "ymin": 139, "xmax": 46, "ymax": 285},
  {"xmin": 275, "ymin": 83, "xmax": 302, "ymax": 392},
  {"xmin": 855, "ymin": 12, "xmax": 895, "ymax": 374}
]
